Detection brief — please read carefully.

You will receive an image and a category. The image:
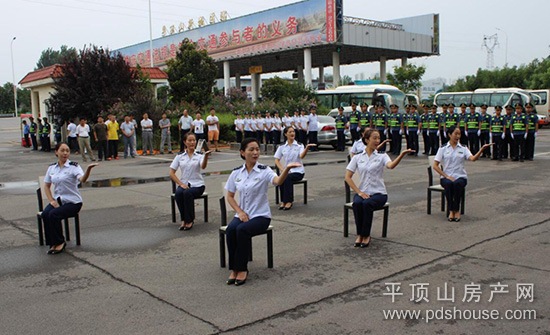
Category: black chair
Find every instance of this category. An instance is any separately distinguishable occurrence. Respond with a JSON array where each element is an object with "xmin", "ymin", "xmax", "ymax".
[
  {"xmin": 170, "ymin": 180, "xmax": 208, "ymax": 223},
  {"xmin": 343, "ymin": 182, "xmax": 390, "ymax": 238},
  {"xmin": 427, "ymin": 166, "xmax": 465, "ymax": 216},
  {"xmin": 36, "ymin": 188, "xmax": 81, "ymax": 246},
  {"xmin": 274, "ymin": 166, "xmax": 308, "ymax": 205},
  {"xmin": 218, "ymin": 196, "xmax": 273, "ymax": 268}
]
